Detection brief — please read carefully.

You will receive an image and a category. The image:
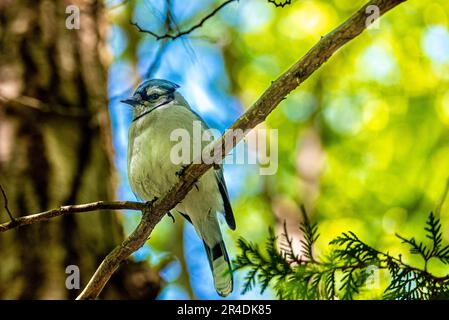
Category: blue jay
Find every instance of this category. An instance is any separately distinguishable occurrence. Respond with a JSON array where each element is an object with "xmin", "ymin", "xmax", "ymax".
[{"xmin": 122, "ymin": 79, "xmax": 235, "ymax": 297}]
